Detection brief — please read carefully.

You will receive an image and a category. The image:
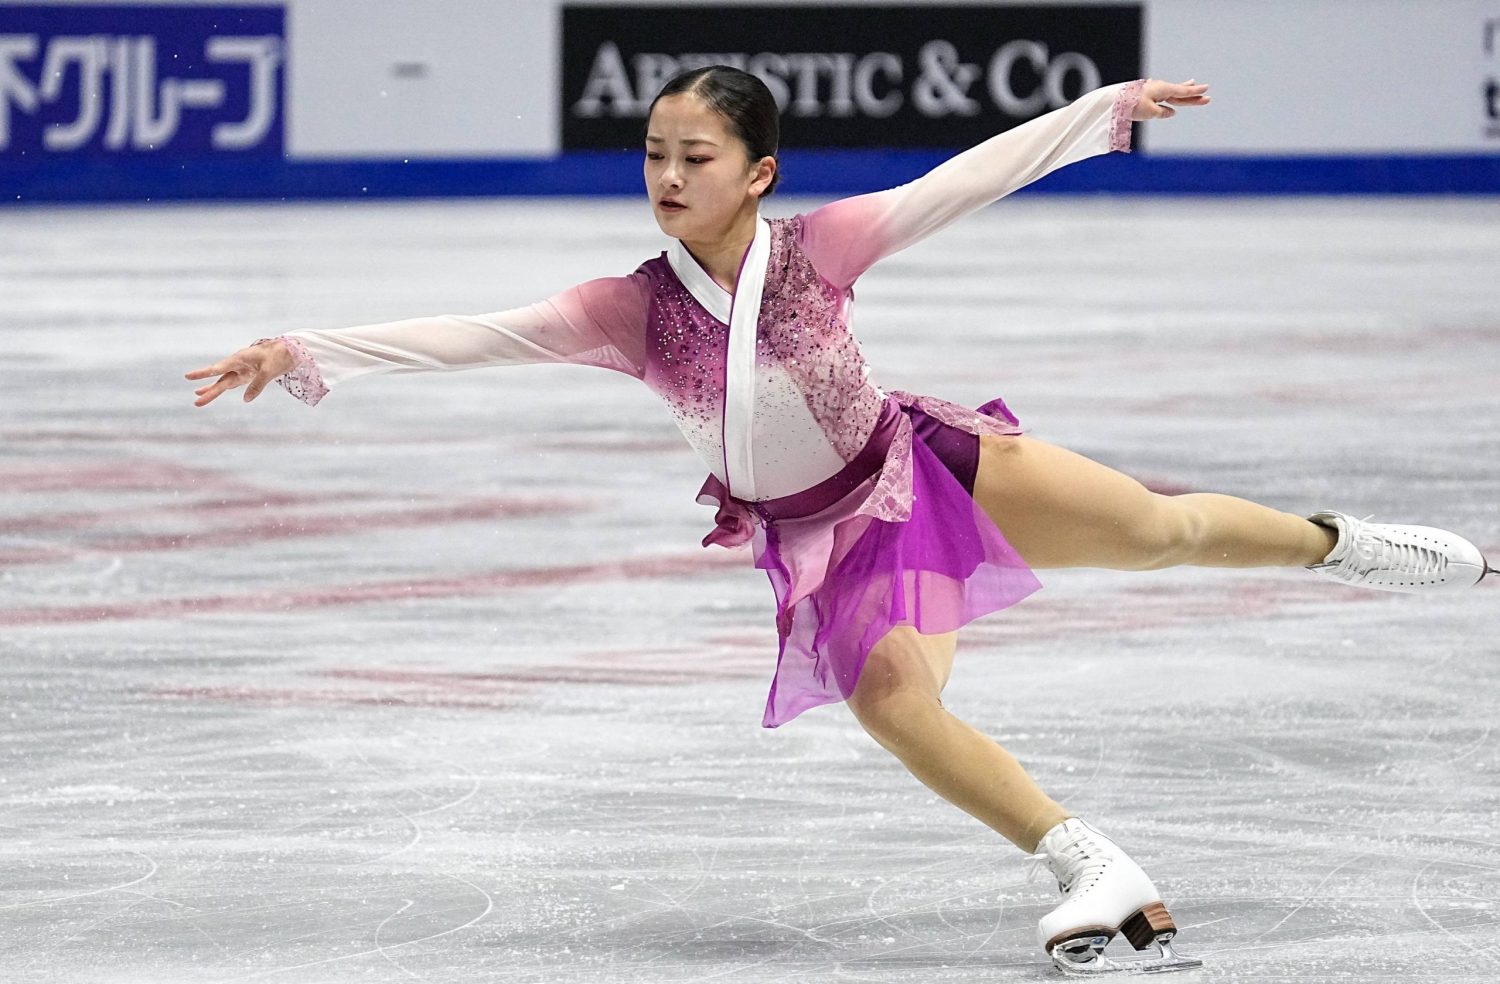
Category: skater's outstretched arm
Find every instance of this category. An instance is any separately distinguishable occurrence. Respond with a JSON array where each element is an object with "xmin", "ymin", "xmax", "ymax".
[
  {"xmin": 796, "ymin": 78, "xmax": 1209, "ymax": 289},
  {"xmin": 185, "ymin": 273, "xmax": 650, "ymax": 407}
]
